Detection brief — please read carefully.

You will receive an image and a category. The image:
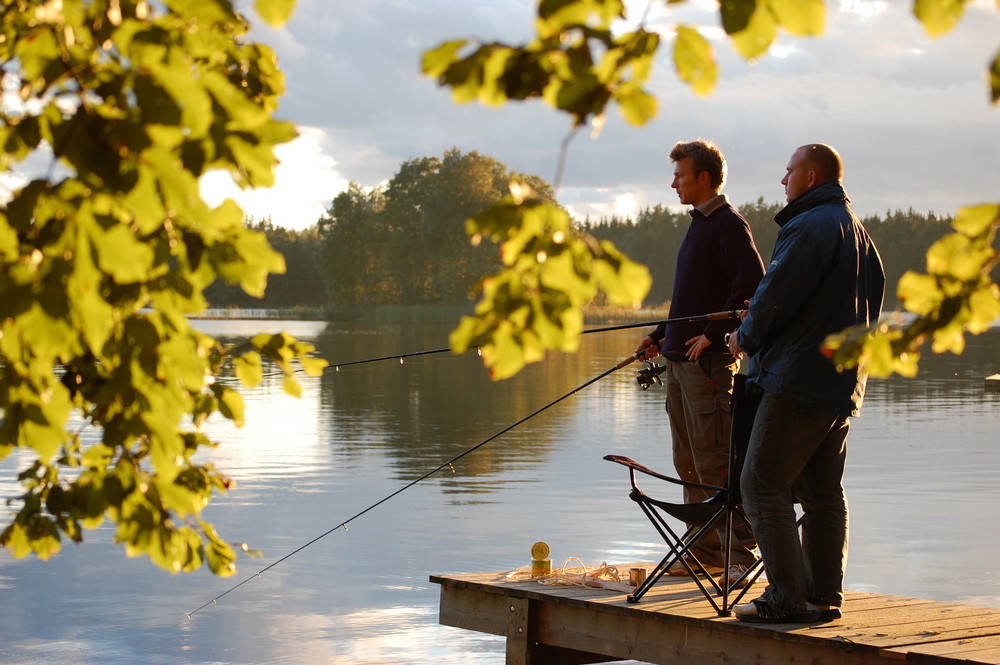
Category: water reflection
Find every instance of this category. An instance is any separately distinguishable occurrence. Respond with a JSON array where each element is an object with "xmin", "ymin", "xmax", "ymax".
[{"xmin": 0, "ymin": 321, "xmax": 996, "ymax": 665}]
